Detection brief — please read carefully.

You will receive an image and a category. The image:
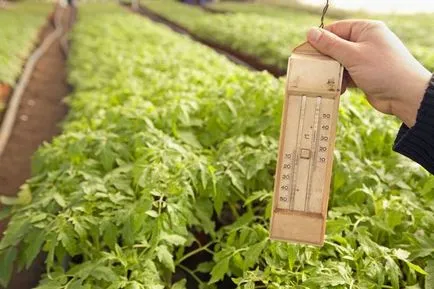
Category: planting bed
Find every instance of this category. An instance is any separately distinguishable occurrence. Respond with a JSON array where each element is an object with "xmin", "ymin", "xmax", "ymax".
[
  {"xmin": 128, "ymin": 5, "xmax": 259, "ymax": 74},
  {"xmin": 205, "ymin": 0, "xmax": 352, "ymax": 19},
  {"xmin": 139, "ymin": 1, "xmax": 294, "ymax": 76},
  {"xmin": 205, "ymin": 1, "xmax": 325, "ymax": 20},
  {"xmin": 0, "ymin": 5, "xmax": 75, "ymax": 289},
  {"xmin": 140, "ymin": 0, "xmax": 315, "ymax": 74},
  {"xmin": 141, "ymin": 1, "xmax": 434, "ymax": 75},
  {"xmin": 207, "ymin": 1, "xmax": 434, "ymax": 73},
  {"xmin": 0, "ymin": 3, "xmax": 432, "ymax": 289},
  {"xmin": 0, "ymin": 2, "xmax": 53, "ymax": 119}
]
